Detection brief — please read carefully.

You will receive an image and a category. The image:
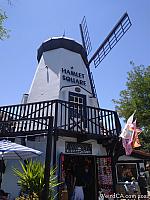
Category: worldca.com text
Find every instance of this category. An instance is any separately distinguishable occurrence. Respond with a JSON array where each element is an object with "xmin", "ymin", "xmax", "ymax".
[{"xmin": 98, "ymin": 193, "xmax": 149, "ymax": 199}]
